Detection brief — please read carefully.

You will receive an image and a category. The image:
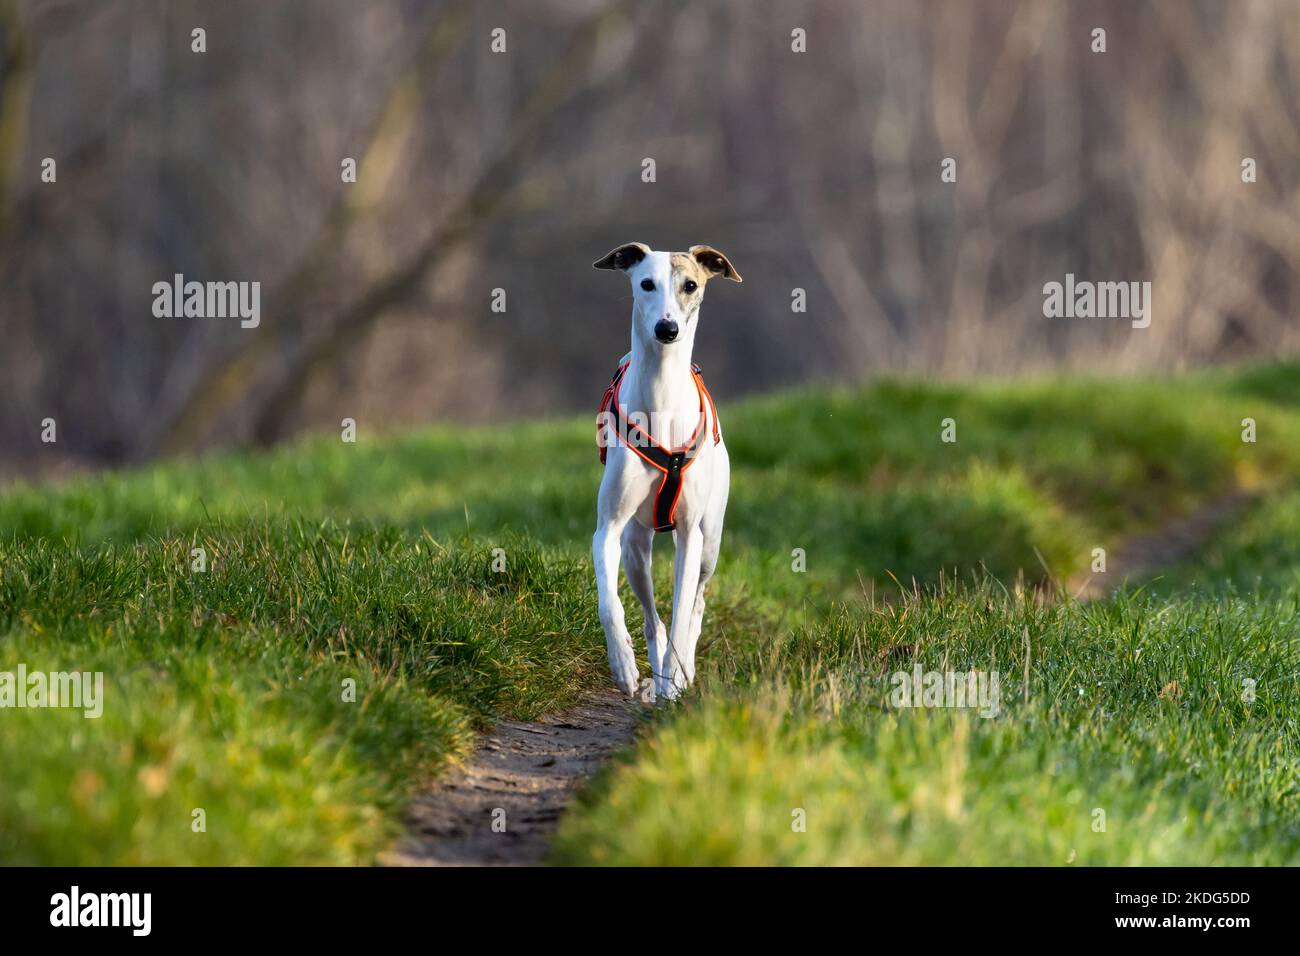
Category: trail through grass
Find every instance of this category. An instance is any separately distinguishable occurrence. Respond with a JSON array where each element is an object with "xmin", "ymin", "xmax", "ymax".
[
  {"xmin": 0, "ymin": 529, "xmax": 604, "ymax": 864},
  {"xmin": 1, "ymin": 361, "xmax": 1297, "ymax": 863}
]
